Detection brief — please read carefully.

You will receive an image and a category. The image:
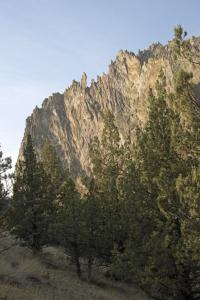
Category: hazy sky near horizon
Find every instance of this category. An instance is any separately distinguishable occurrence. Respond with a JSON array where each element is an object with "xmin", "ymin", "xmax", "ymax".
[{"xmin": 0, "ymin": 0, "xmax": 200, "ymax": 165}]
